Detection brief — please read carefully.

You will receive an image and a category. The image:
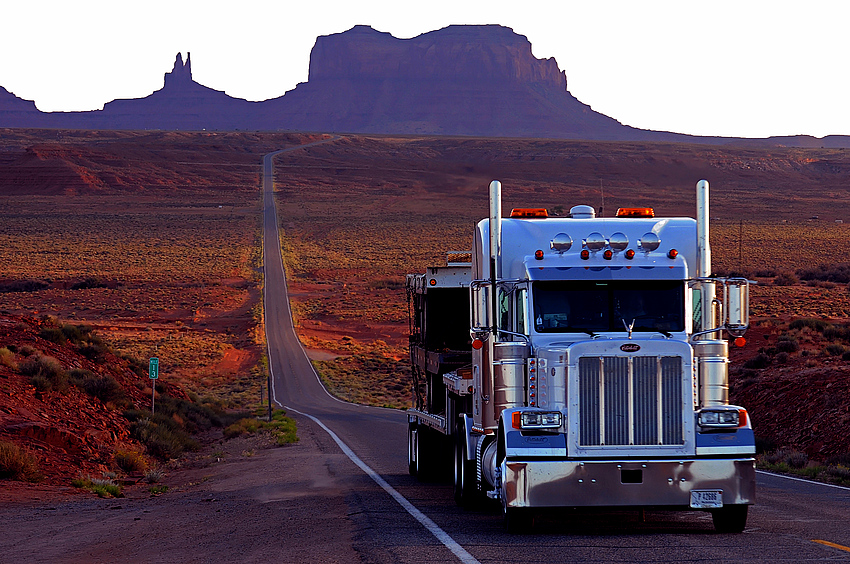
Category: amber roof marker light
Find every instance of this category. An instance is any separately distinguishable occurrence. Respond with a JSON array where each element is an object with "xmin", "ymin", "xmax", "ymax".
[
  {"xmin": 510, "ymin": 208, "xmax": 548, "ymax": 218},
  {"xmin": 616, "ymin": 207, "xmax": 655, "ymax": 218}
]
